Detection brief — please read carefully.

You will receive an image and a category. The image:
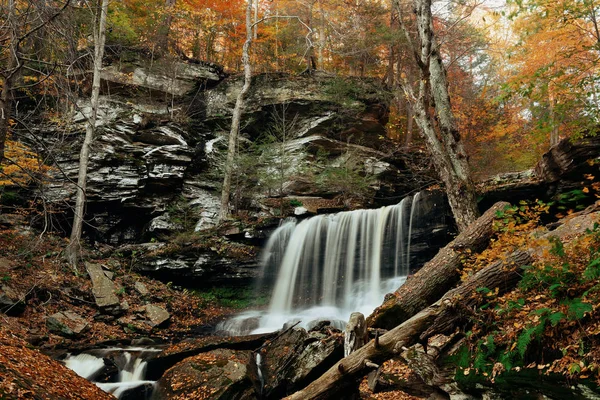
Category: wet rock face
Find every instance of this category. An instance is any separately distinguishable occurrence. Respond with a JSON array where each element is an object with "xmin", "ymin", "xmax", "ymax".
[
  {"xmin": 154, "ymin": 349, "xmax": 255, "ymax": 400},
  {"xmin": 128, "ymin": 244, "xmax": 261, "ymax": 288},
  {"xmin": 254, "ymin": 326, "xmax": 344, "ymax": 399},
  {"xmin": 40, "ymin": 64, "xmax": 432, "ymax": 245},
  {"xmin": 149, "ymin": 326, "xmax": 342, "ymax": 400}
]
